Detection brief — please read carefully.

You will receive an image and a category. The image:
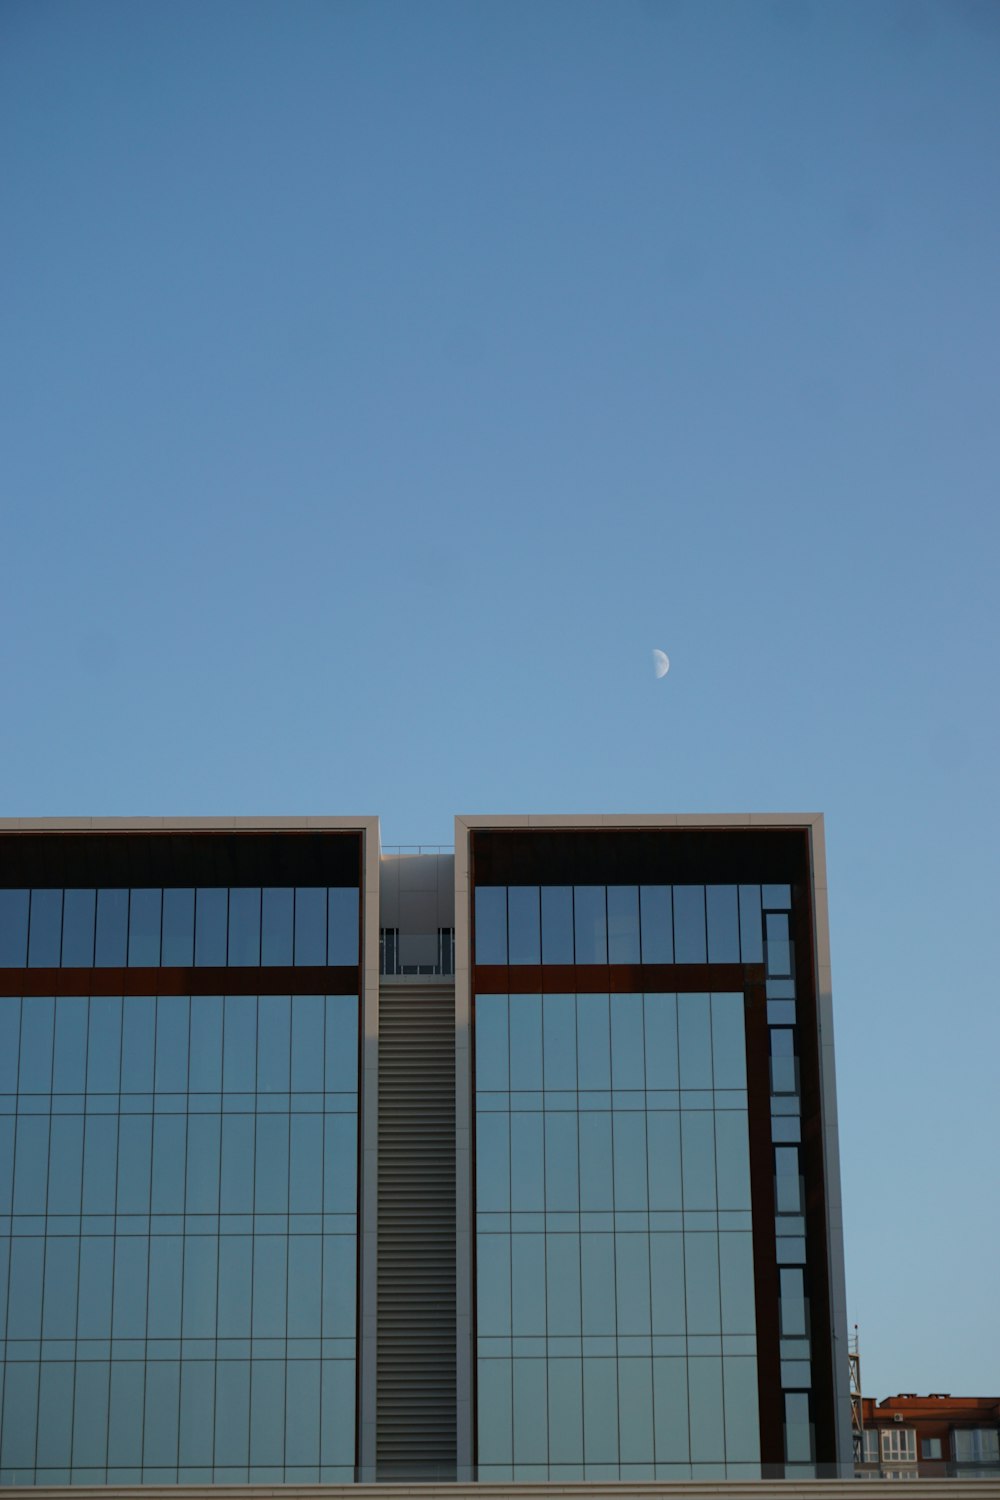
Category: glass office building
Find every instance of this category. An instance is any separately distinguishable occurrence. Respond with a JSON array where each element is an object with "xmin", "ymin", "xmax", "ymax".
[{"xmin": 0, "ymin": 815, "xmax": 850, "ymax": 1488}]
